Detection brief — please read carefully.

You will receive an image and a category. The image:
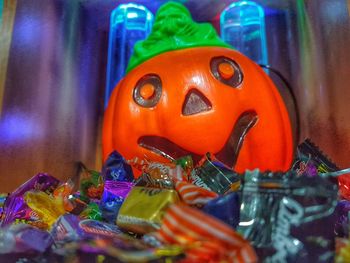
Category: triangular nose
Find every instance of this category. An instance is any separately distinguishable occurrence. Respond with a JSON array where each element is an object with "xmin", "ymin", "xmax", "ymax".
[{"xmin": 182, "ymin": 89, "xmax": 212, "ymax": 116}]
